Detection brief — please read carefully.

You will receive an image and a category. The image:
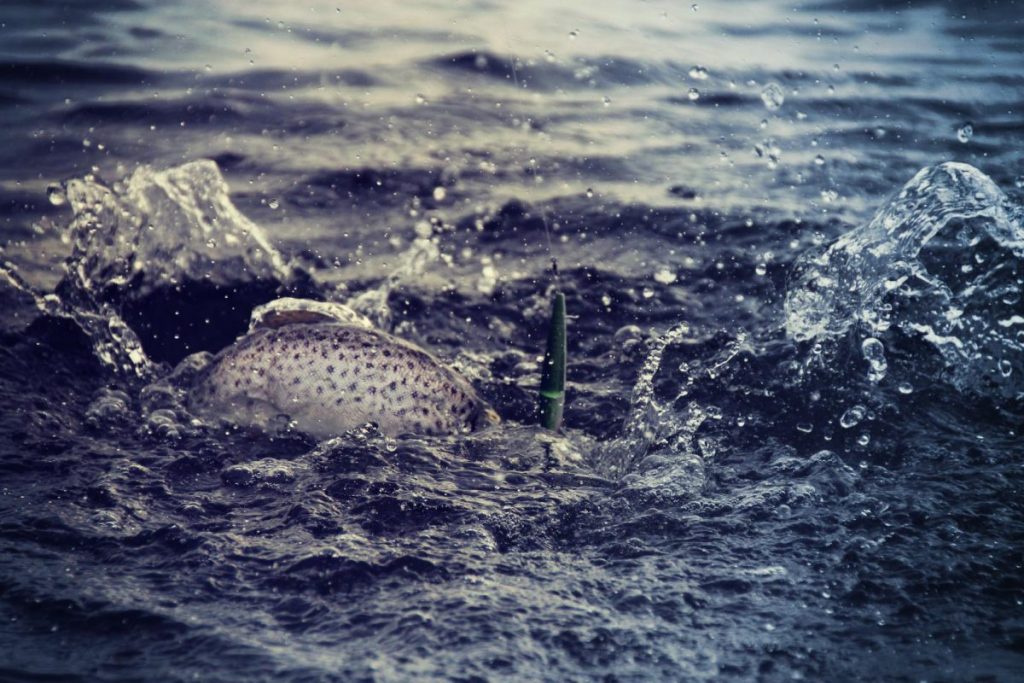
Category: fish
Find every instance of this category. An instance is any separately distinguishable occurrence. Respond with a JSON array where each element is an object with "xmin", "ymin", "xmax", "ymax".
[{"xmin": 188, "ymin": 298, "xmax": 498, "ymax": 438}]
